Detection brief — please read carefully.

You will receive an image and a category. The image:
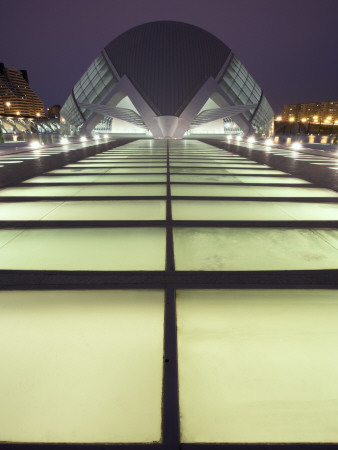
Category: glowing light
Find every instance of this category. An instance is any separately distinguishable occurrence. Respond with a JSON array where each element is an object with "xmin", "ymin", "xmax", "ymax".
[
  {"xmin": 60, "ymin": 137, "xmax": 69, "ymax": 145},
  {"xmin": 30, "ymin": 141, "xmax": 42, "ymax": 149},
  {"xmin": 275, "ymin": 116, "xmax": 282, "ymax": 121},
  {"xmin": 36, "ymin": 113, "xmax": 41, "ymax": 117},
  {"xmin": 95, "ymin": 135, "xmax": 101, "ymax": 140},
  {"xmin": 265, "ymin": 138, "xmax": 273, "ymax": 146},
  {"xmin": 80, "ymin": 136, "xmax": 87, "ymax": 142},
  {"xmin": 289, "ymin": 117, "xmax": 295, "ymax": 122},
  {"xmin": 313, "ymin": 115, "xmax": 318, "ymax": 120},
  {"xmin": 291, "ymin": 142, "xmax": 302, "ymax": 150},
  {"xmin": 16, "ymin": 111, "xmax": 20, "ymax": 116},
  {"xmin": 326, "ymin": 116, "xmax": 332, "ymax": 121},
  {"xmin": 236, "ymin": 136, "xmax": 242, "ymax": 142},
  {"xmin": 227, "ymin": 135, "xmax": 232, "ymax": 140},
  {"xmin": 5, "ymin": 102, "xmax": 11, "ymax": 107},
  {"xmin": 301, "ymin": 118, "xmax": 307, "ymax": 122},
  {"xmin": 247, "ymin": 136, "xmax": 255, "ymax": 143},
  {"xmin": 103, "ymin": 134, "xmax": 109, "ymax": 139}
]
